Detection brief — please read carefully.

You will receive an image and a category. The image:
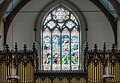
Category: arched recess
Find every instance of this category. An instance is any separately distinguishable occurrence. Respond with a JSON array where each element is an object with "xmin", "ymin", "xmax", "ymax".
[
  {"xmin": 34, "ymin": 0, "xmax": 88, "ymax": 70},
  {"xmin": 4, "ymin": 0, "xmax": 31, "ymax": 43},
  {"xmin": 89, "ymin": 0, "xmax": 117, "ymax": 44}
]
